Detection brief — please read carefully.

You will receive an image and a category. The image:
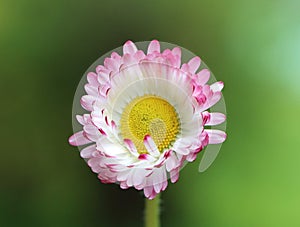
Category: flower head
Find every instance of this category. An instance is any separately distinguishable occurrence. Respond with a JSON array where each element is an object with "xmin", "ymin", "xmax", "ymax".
[{"xmin": 69, "ymin": 40, "xmax": 226, "ymax": 199}]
